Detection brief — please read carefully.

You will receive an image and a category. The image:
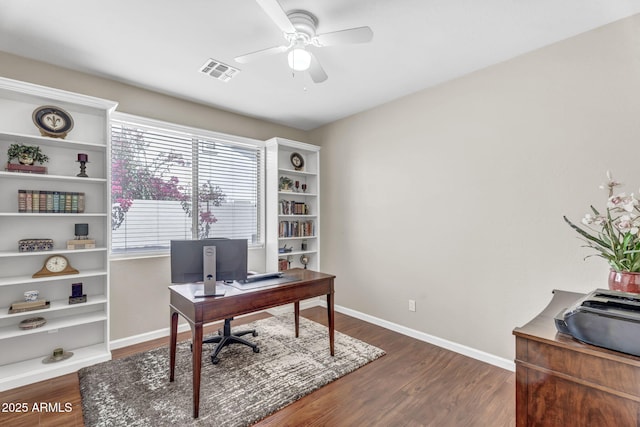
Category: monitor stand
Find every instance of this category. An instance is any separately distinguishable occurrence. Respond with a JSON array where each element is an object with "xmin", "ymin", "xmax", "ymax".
[{"xmin": 194, "ymin": 246, "xmax": 226, "ymax": 298}]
